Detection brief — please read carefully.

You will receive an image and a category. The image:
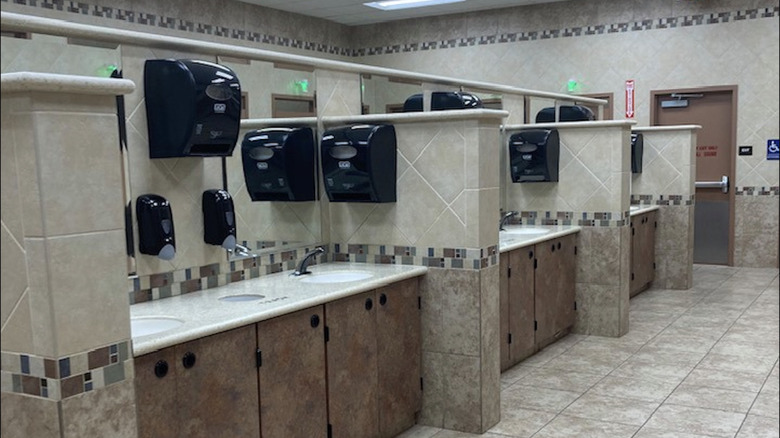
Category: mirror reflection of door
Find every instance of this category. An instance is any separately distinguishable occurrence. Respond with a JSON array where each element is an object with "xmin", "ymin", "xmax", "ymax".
[
  {"xmin": 579, "ymin": 93, "xmax": 614, "ymax": 120},
  {"xmin": 651, "ymin": 86, "xmax": 737, "ymax": 265}
]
